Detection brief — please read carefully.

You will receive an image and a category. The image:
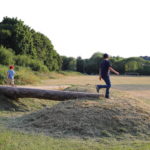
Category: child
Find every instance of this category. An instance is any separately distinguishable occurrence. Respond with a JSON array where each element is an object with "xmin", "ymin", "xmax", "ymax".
[
  {"xmin": 7, "ymin": 65, "xmax": 15, "ymax": 87},
  {"xmin": 96, "ymin": 53, "xmax": 119, "ymax": 98}
]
